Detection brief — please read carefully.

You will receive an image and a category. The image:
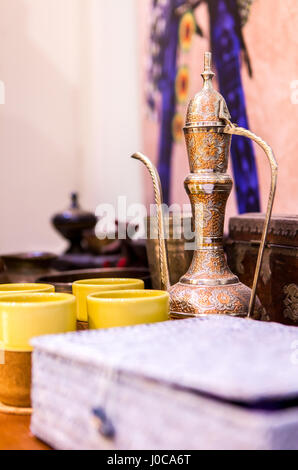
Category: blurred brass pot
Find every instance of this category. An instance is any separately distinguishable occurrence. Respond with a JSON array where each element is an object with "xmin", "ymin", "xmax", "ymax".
[
  {"xmin": 146, "ymin": 214, "xmax": 194, "ymax": 290},
  {"xmin": 1, "ymin": 252, "xmax": 57, "ymax": 283}
]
